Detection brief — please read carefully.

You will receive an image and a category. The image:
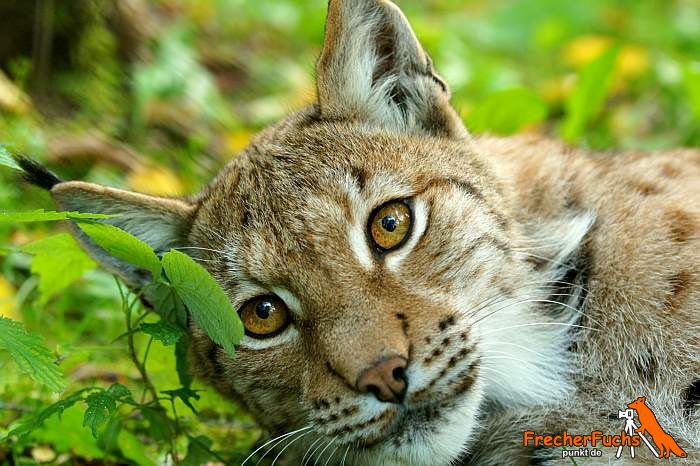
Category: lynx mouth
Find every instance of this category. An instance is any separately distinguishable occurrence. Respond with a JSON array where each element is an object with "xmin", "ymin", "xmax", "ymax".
[{"xmin": 355, "ymin": 358, "xmax": 481, "ymax": 450}]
